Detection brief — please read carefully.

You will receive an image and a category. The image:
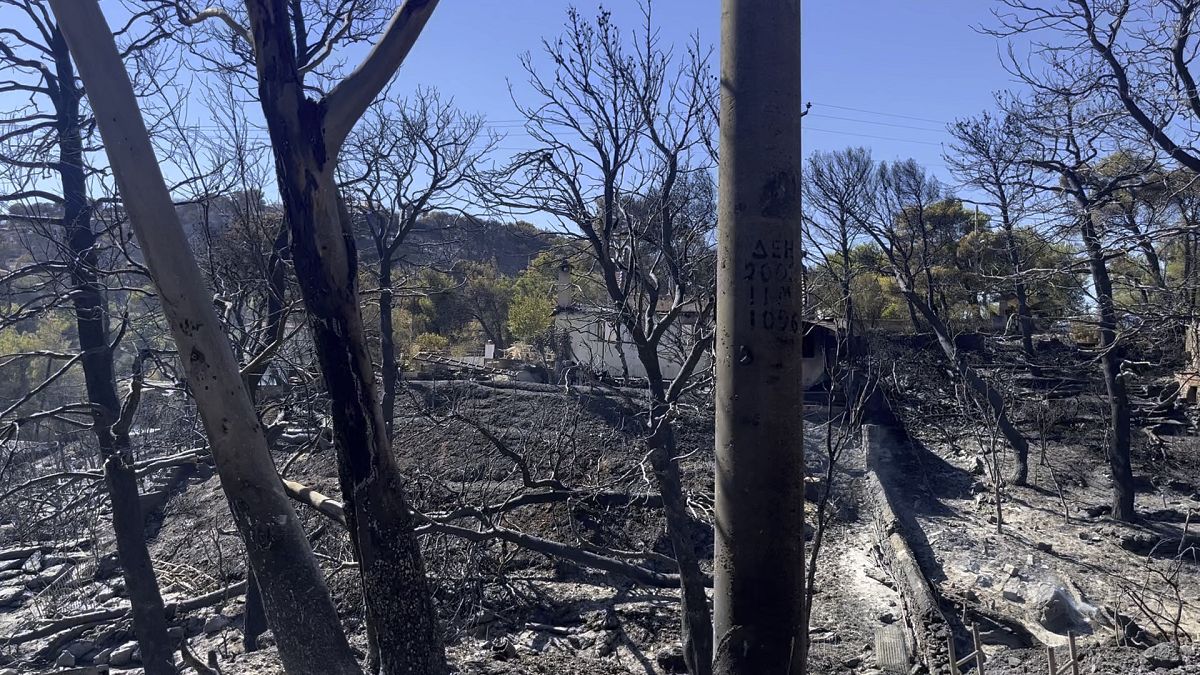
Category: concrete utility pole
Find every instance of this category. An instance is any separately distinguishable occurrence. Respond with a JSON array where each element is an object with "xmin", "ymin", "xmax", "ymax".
[{"xmin": 713, "ymin": 0, "xmax": 806, "ymax": 673}]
